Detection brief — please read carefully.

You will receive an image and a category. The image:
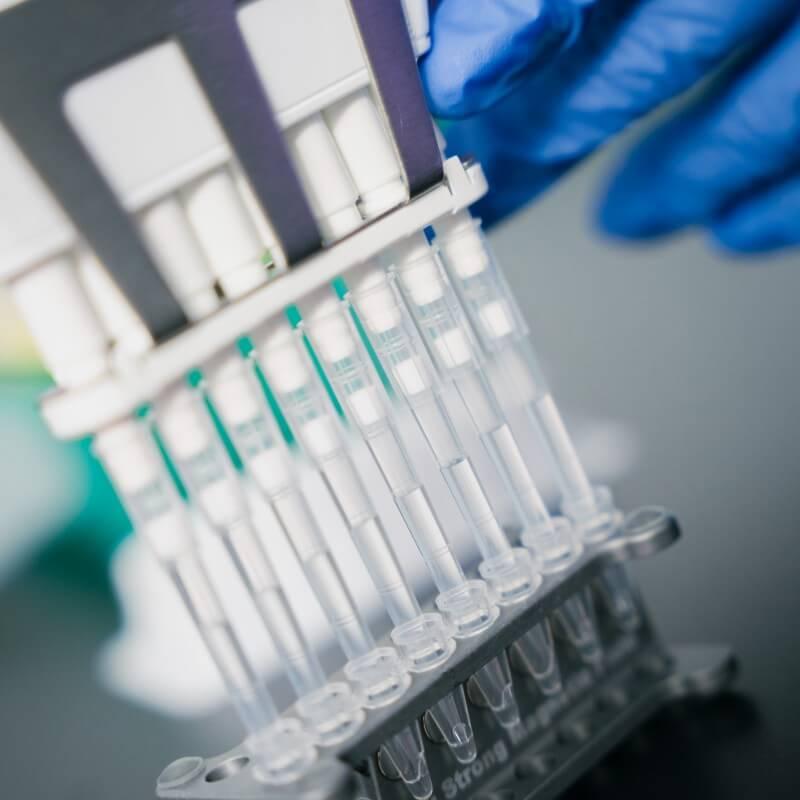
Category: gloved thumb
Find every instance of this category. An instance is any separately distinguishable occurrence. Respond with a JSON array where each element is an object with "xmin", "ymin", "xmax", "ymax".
[{"xmin": 421, "ymin": 0, "xmax": 592, "ymax": 118}]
